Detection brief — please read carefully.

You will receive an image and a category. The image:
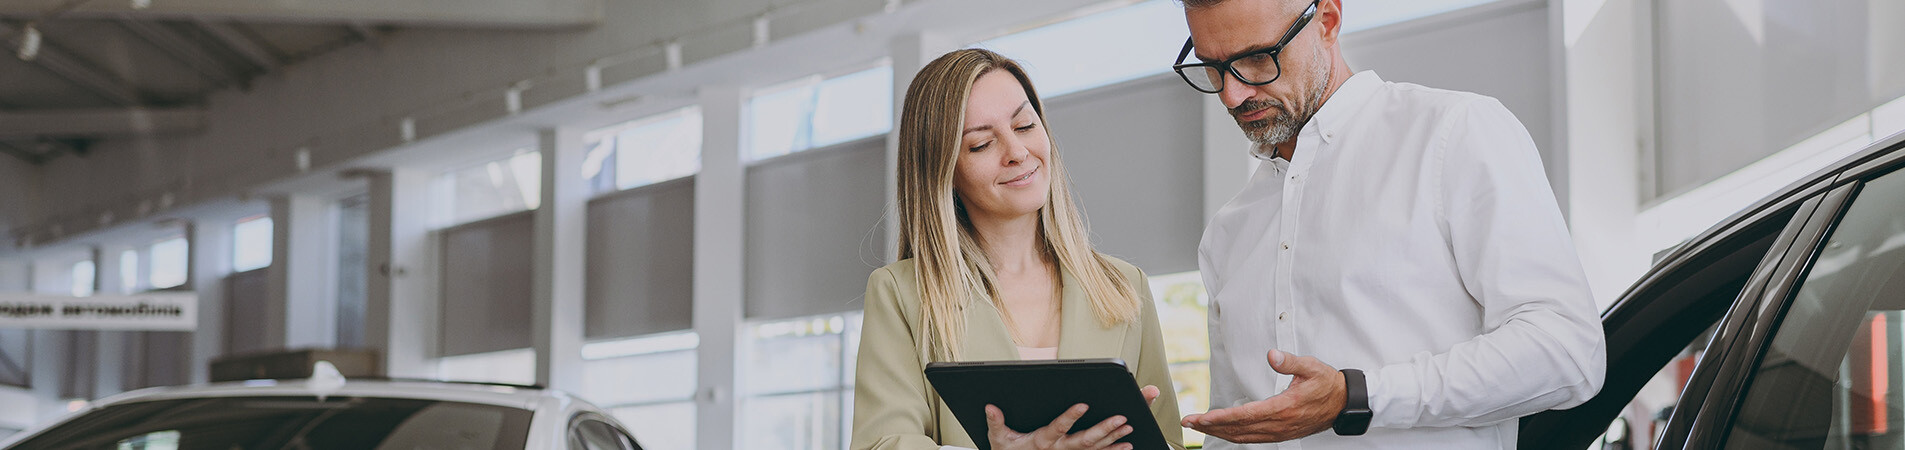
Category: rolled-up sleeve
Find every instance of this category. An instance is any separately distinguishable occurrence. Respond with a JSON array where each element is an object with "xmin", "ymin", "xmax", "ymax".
[{"xmin": 1367, "ymin": 98, "xmax": 1607, "ymax": 429}]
